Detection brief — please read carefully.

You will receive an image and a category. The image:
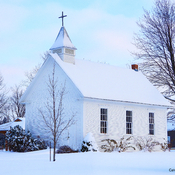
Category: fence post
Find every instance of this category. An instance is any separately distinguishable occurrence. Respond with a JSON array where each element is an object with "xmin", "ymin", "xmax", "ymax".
[{"xmin": 50, "ymin": 142, "xmax": 51, "ymax": 161}]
